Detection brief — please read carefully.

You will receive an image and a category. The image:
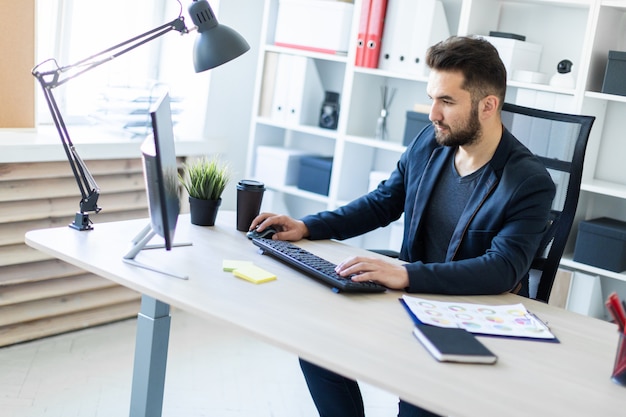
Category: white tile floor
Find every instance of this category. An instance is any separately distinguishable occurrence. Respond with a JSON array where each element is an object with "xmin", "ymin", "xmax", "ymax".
[{"xmin": 0, "ymin": 308, "xmax": 398, "ymax": 417}]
